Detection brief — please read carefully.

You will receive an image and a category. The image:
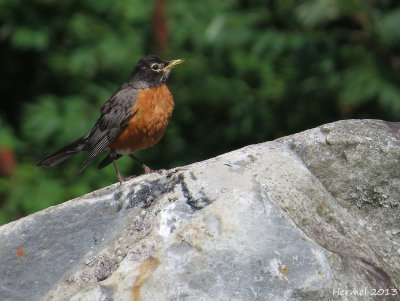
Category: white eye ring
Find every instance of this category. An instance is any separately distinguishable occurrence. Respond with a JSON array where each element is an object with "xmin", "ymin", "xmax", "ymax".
[{"xmin": 151, "ymin": 63, "xmax": 161, "ymax": 71}]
